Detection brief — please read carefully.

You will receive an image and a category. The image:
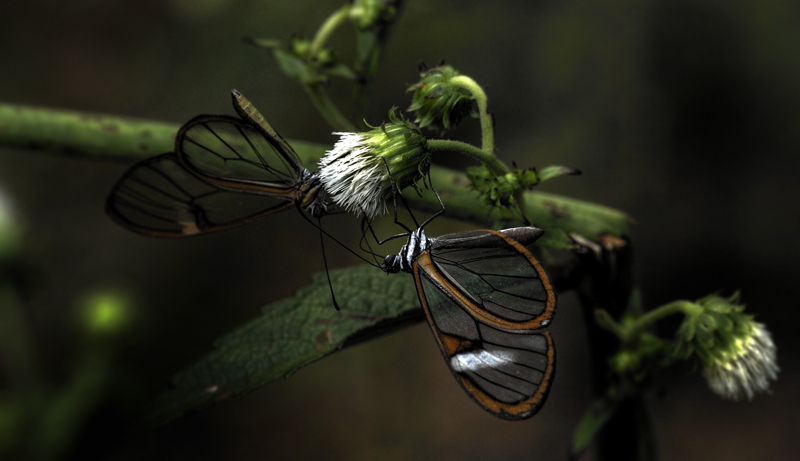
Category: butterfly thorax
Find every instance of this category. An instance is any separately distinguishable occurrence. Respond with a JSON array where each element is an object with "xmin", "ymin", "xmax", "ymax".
[
  {"xmin": 384, "ymin": 228, "xmax": 430, "ymax": 274},
  {"xmin": 298, "ymin": 170, "xmax": 328, "ymax": 218}
]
